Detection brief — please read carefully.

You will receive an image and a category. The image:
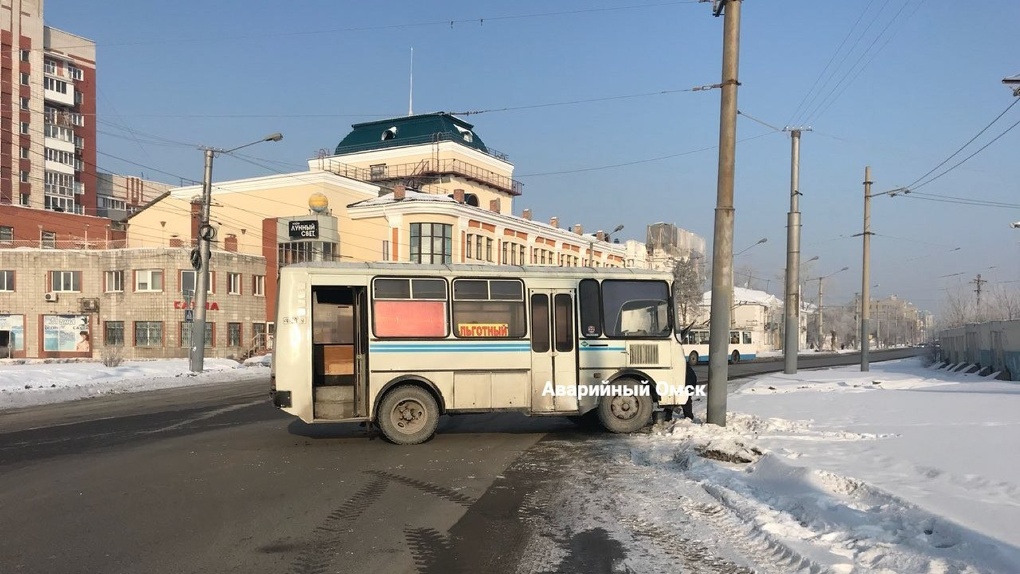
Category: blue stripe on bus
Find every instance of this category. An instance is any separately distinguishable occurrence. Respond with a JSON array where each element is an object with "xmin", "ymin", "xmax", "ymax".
[{"xmin": 370, "ymin": 344, "xmax": 530, "ymax": 352}]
